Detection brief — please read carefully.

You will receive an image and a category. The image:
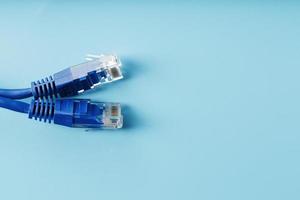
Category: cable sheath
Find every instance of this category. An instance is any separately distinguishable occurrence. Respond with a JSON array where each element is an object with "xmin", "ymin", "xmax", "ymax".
[
  {"xmin": 0, "ymin": 88, "xmax": 32, "ymax": 99},
  {"xmin": 0, "ymin": 96, "xmax": 30, "ymax": 113}
]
